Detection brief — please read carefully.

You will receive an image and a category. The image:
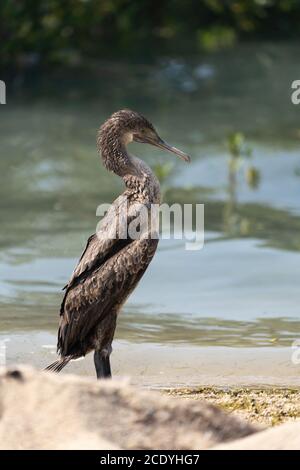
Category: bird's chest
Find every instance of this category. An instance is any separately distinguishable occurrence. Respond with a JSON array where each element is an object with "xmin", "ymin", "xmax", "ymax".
[{"xmin": 124, "ymin": 174, "xmax": 161, "ymax": 205}]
